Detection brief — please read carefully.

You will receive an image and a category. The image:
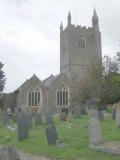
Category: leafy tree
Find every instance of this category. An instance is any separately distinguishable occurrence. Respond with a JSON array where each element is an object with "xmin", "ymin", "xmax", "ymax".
[{"xmin": 101, "ymin": 54, "xmax": 120, "ymax": 104}]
